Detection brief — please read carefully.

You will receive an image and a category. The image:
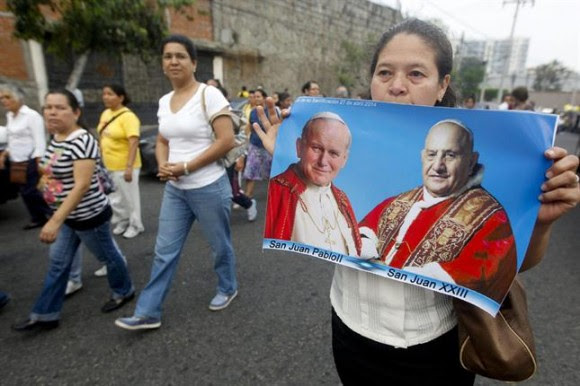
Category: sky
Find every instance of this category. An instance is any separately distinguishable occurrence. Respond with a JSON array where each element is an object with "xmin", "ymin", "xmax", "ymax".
[{"xmin": 374, "ymin": 0, "xmax": 580, "ymax": 72}]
